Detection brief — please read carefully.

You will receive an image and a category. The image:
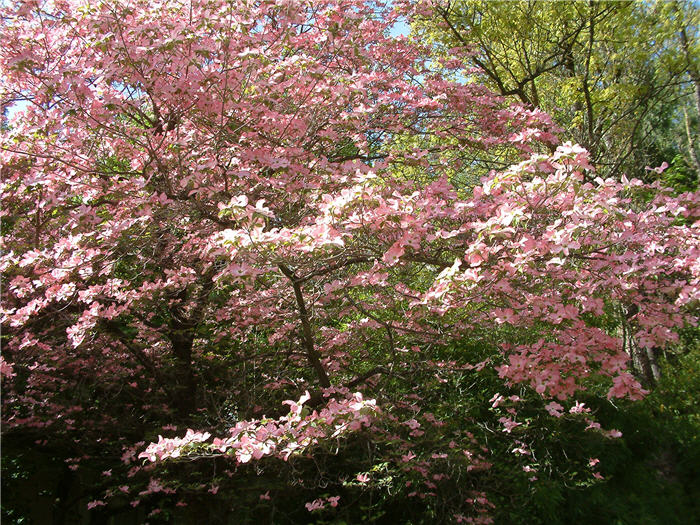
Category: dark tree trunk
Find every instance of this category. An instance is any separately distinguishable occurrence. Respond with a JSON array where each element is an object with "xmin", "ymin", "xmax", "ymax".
[{"xmin": 169, "ymin": 321, "xmax": 197, "ymax": 417}]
